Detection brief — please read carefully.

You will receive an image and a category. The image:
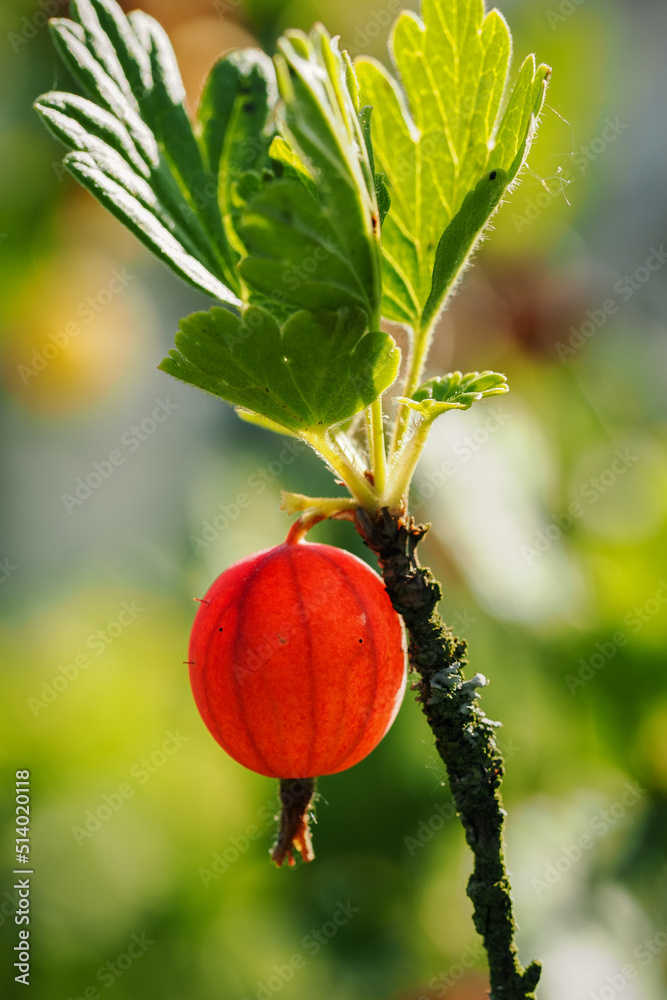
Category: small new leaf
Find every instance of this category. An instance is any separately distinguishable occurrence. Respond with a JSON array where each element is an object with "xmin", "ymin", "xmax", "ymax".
[
  {"xmin": 159, "ymin": 306, "xmax": 399, "ymax": 435},
  {"xmin": 396, "ymin": 370, "xmax": 508, "ymax": 419}
]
